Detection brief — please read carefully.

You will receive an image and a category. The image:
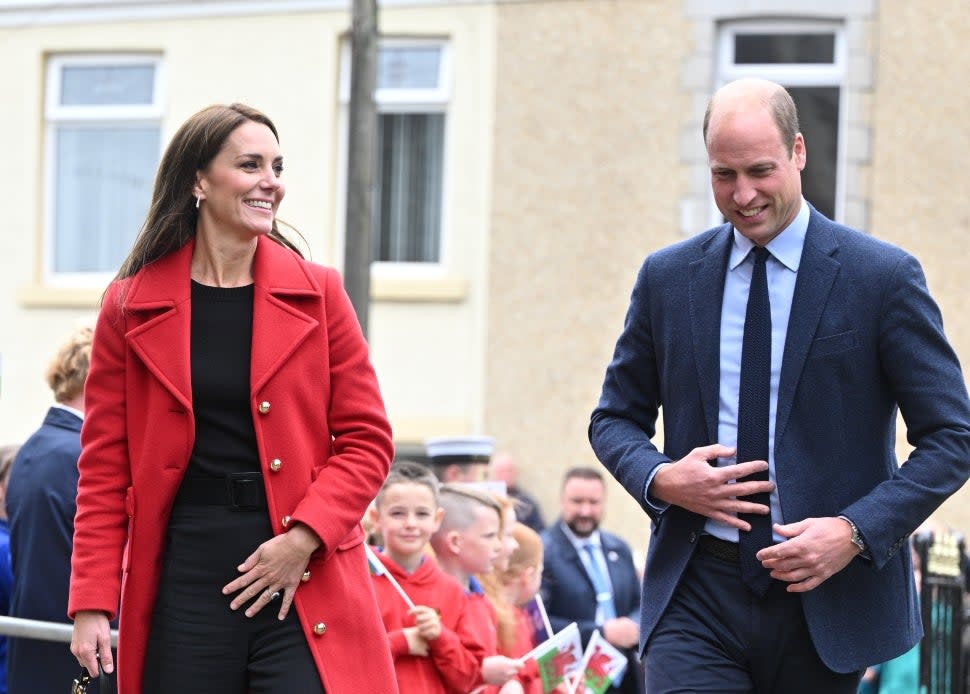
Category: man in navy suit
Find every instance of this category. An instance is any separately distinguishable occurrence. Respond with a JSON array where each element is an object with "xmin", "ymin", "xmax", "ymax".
[
  {"xmin": 590, "ymin": 78, "xmax": 970, "ymax": 693},
  {"xmin": 5, "ymin": 326, "xmax": 110, "ymax": 693},
  {"xmin": 540, "ymin": 467, "xmax": 645, "ymax": 693}
]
